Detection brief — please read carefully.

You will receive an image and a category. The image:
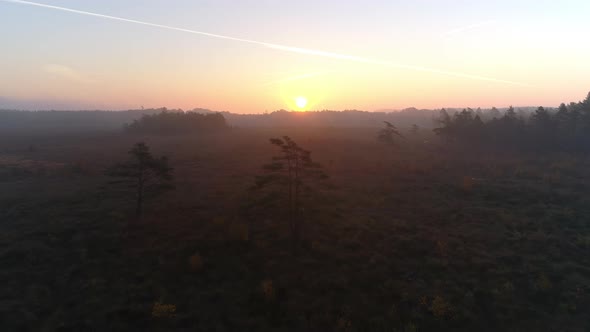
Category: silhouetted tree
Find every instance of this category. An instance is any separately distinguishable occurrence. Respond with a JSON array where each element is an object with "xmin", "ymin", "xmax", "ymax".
[
  {"xmin": 434, "ymin": 108, "xmax": 484, "ymax": 144},
  {"xmin": 580, "ymin": 92, "xmax": 590, "ymax": 134},
  {"xmin": 430, "ymin": 92, "xmax": 590, "ymax": 152},
  {"xmin": 489, "ymin": 107, "xmax": 501, "ymax": 120},
  {"xmin": 475, "ymin": 107, "xmax": 483, "ymax": 118},
  {"xmin": 504, "ymin": 106, "xmax": 517, "ymax": 120},
  {"xmin": 531, "ymin": 106, "xmax": 551, "ymax": 129},
  {"xmin": 378, "ymin": 121, "xmax": 404, "ymax": 145},
  {"xmin": 410, "ymin": 124, "xmax": 420, "ymax": 135},
  {"xmin": 492, "ymin": 105, "xmax": 524, "ymax": 144},
  {"xmin": 555, "ymin": 103, "xmax": 570, "ymax": 131},
  {"xmin": 530, "ymin": 106, "xmax": 554, "ymax": 147},
  {"xmin": 433, "ymin": 109, "xmax": 453, "ymax": 140},
  {"xmin": 106, "ymin": 142, "xmax": 174, "ymax": 220},
  {"xmin": 125, "ymin": 111, "xmax": 228, "ymax": 134},
  {"xmin": 254, "ymin": 136, "xmax": 327, "ymax": 249}
]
